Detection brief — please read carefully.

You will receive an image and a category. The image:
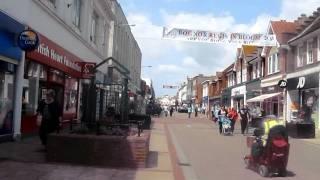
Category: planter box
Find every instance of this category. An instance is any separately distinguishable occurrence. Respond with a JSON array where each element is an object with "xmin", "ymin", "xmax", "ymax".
[{"xmin": 47, "ymin": 131, "xmax": 150, "ymax": 168}]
